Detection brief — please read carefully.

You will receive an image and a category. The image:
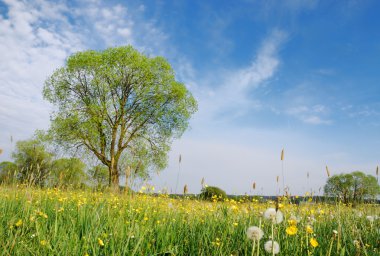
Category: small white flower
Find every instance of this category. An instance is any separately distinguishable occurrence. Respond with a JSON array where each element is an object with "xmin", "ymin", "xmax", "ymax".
[
  {"xmin": 264, "ymin": 240, "xmax": 280, "ymax": 254},
  {"xmin": 246, "ymin": 226, "xmax": 264, "ymax": 241},
  {"xmin": 263, "ymin": 208, "xmax": 283, "ymax": 224},
  {"xmin": 366, "ymin": 216, "xmax": 374, "ymax": 222},
  {"xmin": 333, "ymin": 230, "xmax": 338, "ymax": 235}
]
